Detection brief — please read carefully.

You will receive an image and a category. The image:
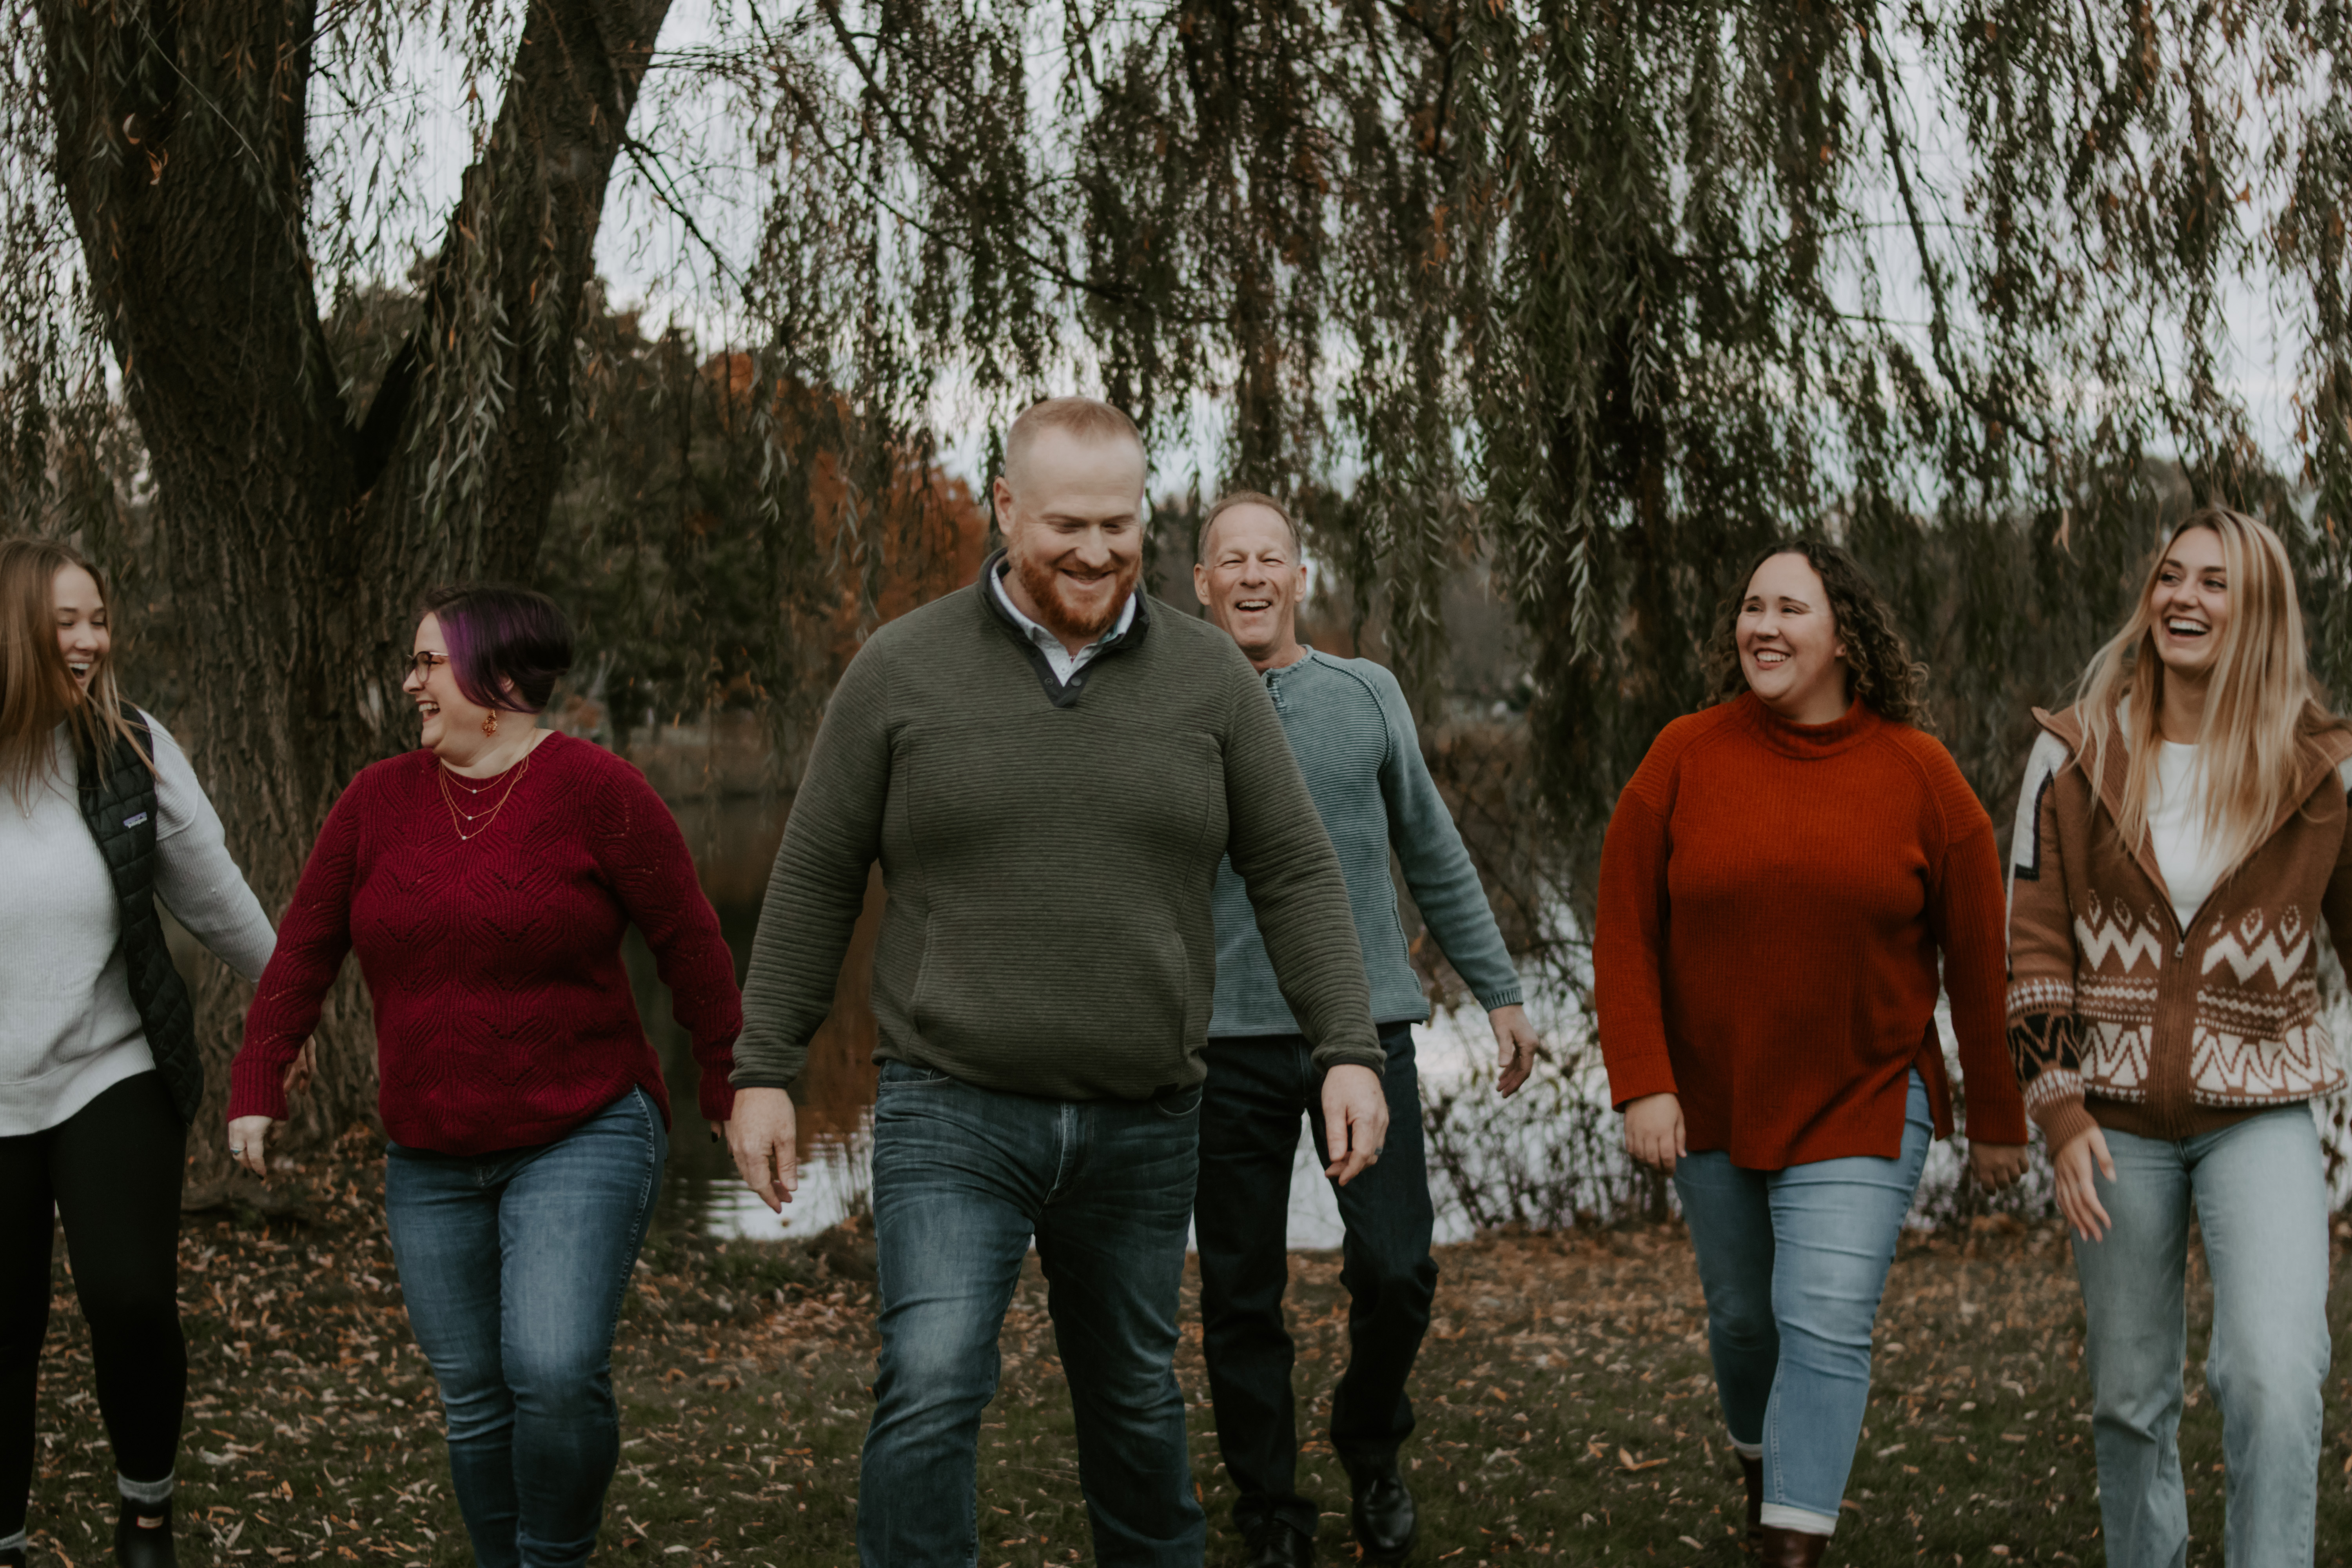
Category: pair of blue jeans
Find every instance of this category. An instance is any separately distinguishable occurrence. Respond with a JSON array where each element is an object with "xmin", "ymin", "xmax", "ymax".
[
  {"xmin": 1673, "ymin": 1069, "xmax": 1933, "ymax": 1535},
  {"xmin": 2072, "ymin": 1105, "xmax": 2330, "ymax": 1568},
  {"xmin": 1195, "ymin": 1022, "xmax": 1436, "ymax": 1538},
  {"xmin": 383, "ymin": 1087, "xmax": 667, "ymax": 1568},
  {"xmin": 859, "ymin": 1060, "xmax": 1207, "ymax": 1567}
]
